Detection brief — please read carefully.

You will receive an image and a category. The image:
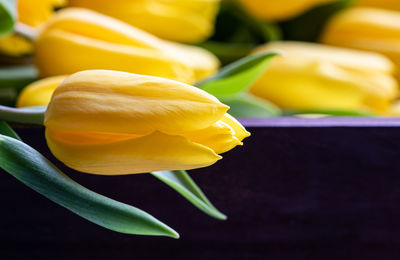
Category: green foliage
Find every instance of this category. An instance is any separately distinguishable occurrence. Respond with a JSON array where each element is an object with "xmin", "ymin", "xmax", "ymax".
[
  {"xmin": 197, "ymin": 52, "xmax": 281, "ymax": 117},
  {"xmin": 0, "ymin": 123, "xmax": 179, "ymax": 238},
  {"xmin": 151, "ymin": 170, "xmax": 227, "ymax": 220},
  {"xmin": 279, "ymin": 0, "xmax": 356, "ymax": 42},
  {"xmin": 201, "ymin": 1, "xmax": 281, "ymax": 63},
  {"xmin": 0, "ymin": 0, "xmax": 16, "ymax": 37}
]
